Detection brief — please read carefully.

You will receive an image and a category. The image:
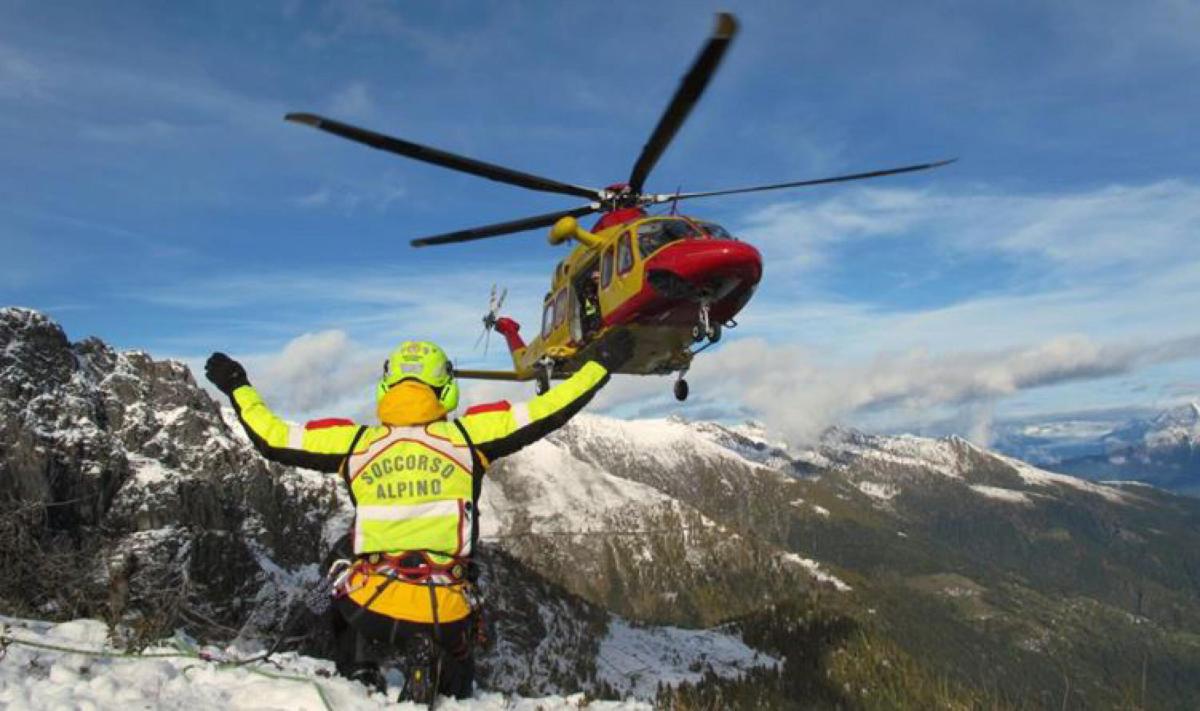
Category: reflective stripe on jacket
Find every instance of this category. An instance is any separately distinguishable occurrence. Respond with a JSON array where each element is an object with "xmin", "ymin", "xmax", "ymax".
[
  {"xmin": 228, "ymin": 360, "xmax": 610, "ymax": 475},
  {"xmin": 346, "ymin": 425, "xmax": 475, "ymax": 557}
]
